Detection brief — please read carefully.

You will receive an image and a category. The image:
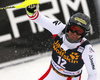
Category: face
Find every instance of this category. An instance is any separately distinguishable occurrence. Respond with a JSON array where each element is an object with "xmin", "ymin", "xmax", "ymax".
[{"xmin": 68, "ymin": 31, "xmax": 82, "ymax": 42}]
